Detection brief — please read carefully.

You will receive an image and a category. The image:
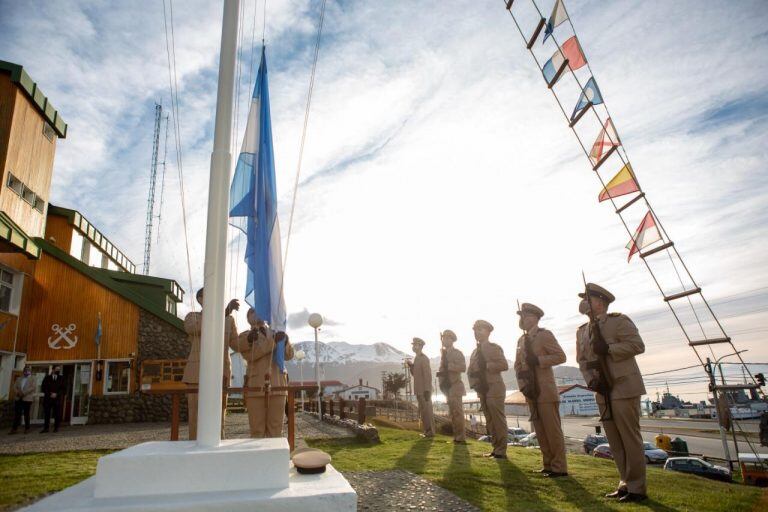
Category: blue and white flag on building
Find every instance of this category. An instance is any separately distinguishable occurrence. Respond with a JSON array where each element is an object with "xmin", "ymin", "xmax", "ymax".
[
  {"xmin": 95, "ymin": 313, "xmax": 102, "ymax": 347},
  {"xmin": 229, "ymin": 47, "xmax": 287, "ymax": 333}
]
